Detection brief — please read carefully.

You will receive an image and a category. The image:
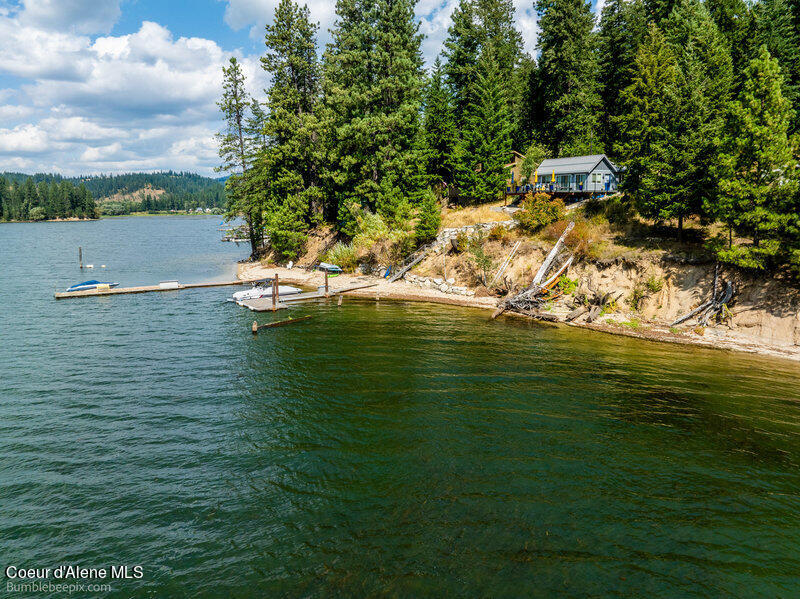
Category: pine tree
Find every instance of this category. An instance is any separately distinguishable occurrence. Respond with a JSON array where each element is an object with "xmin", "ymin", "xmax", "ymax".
[
  {"xmin": 414, "ymin": 189, "xmax": 442, "ymax": 243},
  {"xmin": 423, "ymin": 58, "xmax": 459, "ymax": 187},
  {"xmin": 456, "ymin": 55, "xmax": 513, "ymax": 203},
  {"xmin": 714, "ymin": 45, "xmax": 798, "ymax": 268},
  {"xmin": 321, "ymin": 0, "xmax": 426, "ymax": 233},
  {"xmin": 256, "ymin": 0, "xmax": 322, "ymax": 260},
  {"xmin": 706, "ymin": 0, "xmax": 755, "ymax": 78},
  {"xmin": 754, "ymin": 0, "xmax": 800, "ymax": 129},
  {"xmin": 617, "ymin": 25, "xmax": 683, "ymax": 224},
  {"xmin": 443, "ymin": 0, "xmax": 523, "ymax": 132},
  {"xmin": 216, "ymin": 57, "xmax": 262, "ymax": 258},
  {"xmin": 535, "ymin": 0, "xmax": 600, "ymax": 155},
  {"xmin": 597, "ymin": 0, "xmax": 648, "ymax": 153},
  {"xmin": 664, "ymin": 0, "xmax": 733, "ymax": 234}
]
